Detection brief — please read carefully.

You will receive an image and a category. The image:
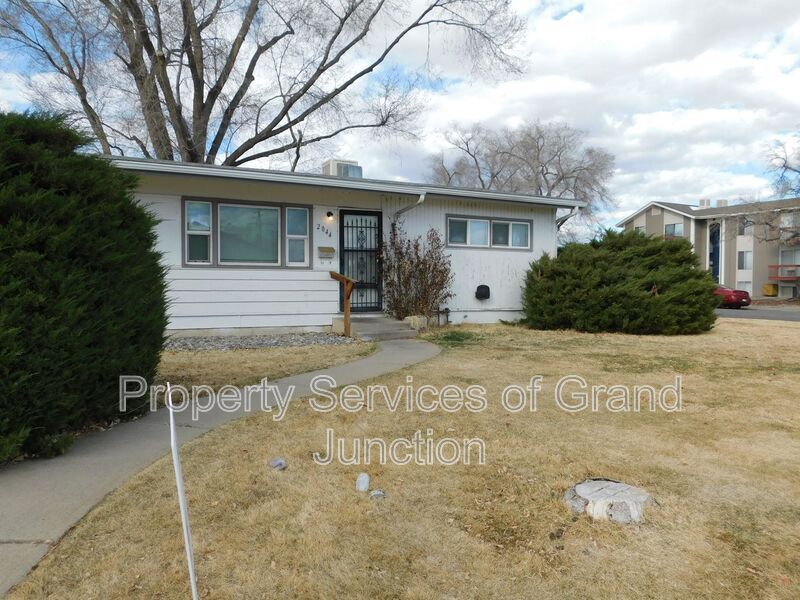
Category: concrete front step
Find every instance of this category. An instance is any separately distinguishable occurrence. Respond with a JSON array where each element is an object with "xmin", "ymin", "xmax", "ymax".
[{"xmin": 332, "ymin": 315, "xmax": 418, "ymax": 341}]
